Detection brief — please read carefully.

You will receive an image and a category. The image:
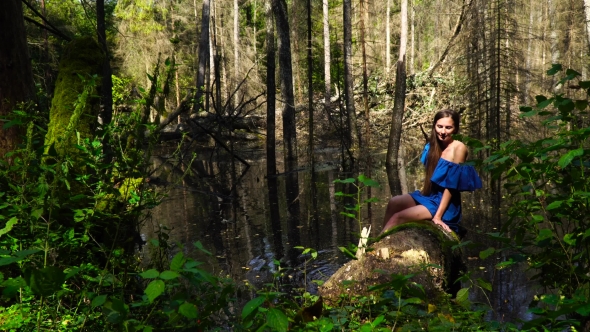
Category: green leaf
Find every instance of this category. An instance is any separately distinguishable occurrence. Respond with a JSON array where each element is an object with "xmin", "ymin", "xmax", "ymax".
[
  {"xmin": 267, "ymin": 308, "xmax": 289, "ymax": 332},
  {"xmin": 242, "ymin": 296, "xmax": 265, "ymax": 319},
  {"xmin": 0, "ymin": 217, "xmax": 18, "ymax": 238},
  {"xmin": 546, "ymin": 64, "xmax": 562, "ymax": 76},
  {"xmin": 575, "ymin": 100, "xmax": 588, "ymax": 111},
  {"xmin": 359, "ymin": 176, "xmax": 379, "ymax": 188},
  {"xmin": 576, "ymin": 304, "xmax": 590, "ymax": 316},
  {"xmin": 479, "ymin": 247, "xmax": 495, "ymax": 260},
  {"xmin": 477, "ymin": 278, "xmax": 492, "ymax": 292},
  {"xmin": 144, "ymin": 280, "xmax": 165, "ymax": 303},
  {"xmin": 31, "ymin": 208, "xmax": 43, "ymax": 220},
  {"xmin": 170, "ymin": 252, "xmax": 186, "ymax": 271},
  {"xmin": 563, "ymin": 233, "xmax": 577, "ymax": 246},
  {"xmin": 536, "ymin": 229, "xmax": 553, "ymax": 243},
  {"xmin": 333, "ymin": 178, "xmax": 355, "ymax": 184},
  {"xmin": 178, "ymin": 302, "xmax": 198, "ymax": 318},
  {"xmin": 372, "ymin": 315, "xmax": 385, "ymax": 327},
  {"xmin": 546, "ymin": 201, "xmax": 563, "ymax": 210},
  {"xmin": 24, "ymin": 266, "xmax": 65, "ymax": 297},
  {"xmin": 92, "ymin": 295, "xmax": 107, "ymax": 308},
  {"xmin": 194, "ymin": 241, "xmax": 212, "ymax": 255},
  {"xmin": 140, "ymin": 269, "xmax": 160, "ymax": 279},
  {"xmin": 455, "ymin": 288, "xmax": 470, "ymax": 308},
  {"xmin": 537, "ymin": 98, "xmax": 553, "ymax": 109},
  {"xmin": 159, "ymin": 270, "xmax": 179, "ymax": 280},
  {"xmin": 558, "ymin": 148, "xmax": 584, "ymax": 168}
]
